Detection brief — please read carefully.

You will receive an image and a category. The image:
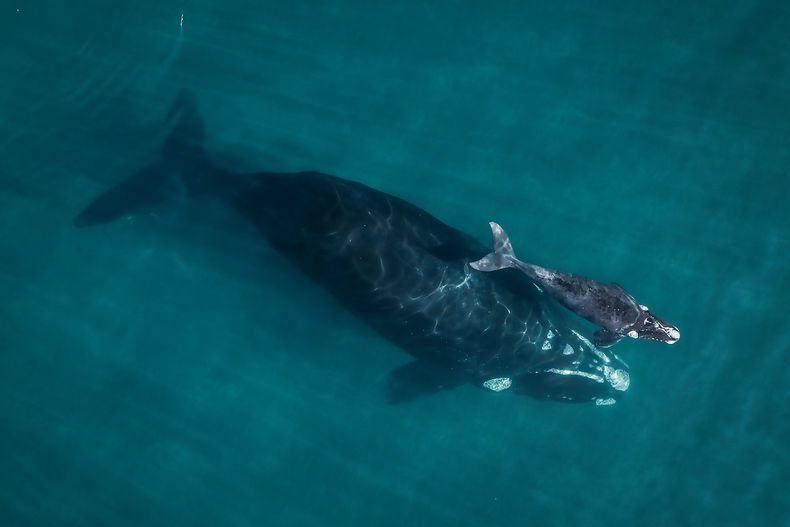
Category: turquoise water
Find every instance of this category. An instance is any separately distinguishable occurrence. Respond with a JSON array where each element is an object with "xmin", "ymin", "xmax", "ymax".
[{"xmin": 2, "ymin": 1, "xmax": 788, "ymax": 525}]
